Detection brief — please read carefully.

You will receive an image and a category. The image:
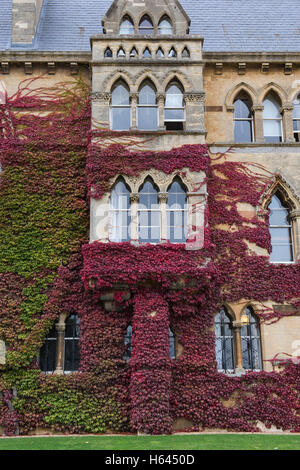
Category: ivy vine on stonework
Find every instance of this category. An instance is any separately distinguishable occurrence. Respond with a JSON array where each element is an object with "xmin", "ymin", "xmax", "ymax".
[{"xmin": 0, "ymin": 79, "xmax": 299, "ymax": 436}]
